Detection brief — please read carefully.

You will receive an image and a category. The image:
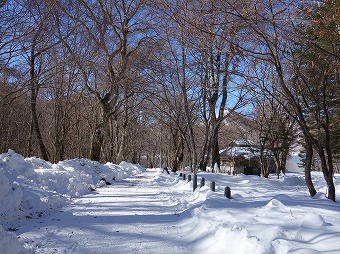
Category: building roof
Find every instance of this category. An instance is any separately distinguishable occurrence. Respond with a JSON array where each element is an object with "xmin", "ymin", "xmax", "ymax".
[{"xmin": 220, "ymin": 140, "xmax": 272, "ymax": 159}]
